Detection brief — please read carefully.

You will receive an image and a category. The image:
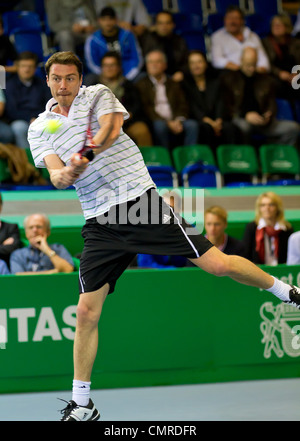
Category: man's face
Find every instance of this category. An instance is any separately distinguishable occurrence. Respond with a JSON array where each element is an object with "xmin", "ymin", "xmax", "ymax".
[
  {"xmin": 25, "ymin": 215, "xmax": 49, "ymax": 244},
  {"xmin": 146, "ymin": 52, "xmax": 167, "ymax": 77},
  {"xmin": 204, "ymin": 213, "xmax": 226, "ymax": 242},
  {"xmin": 47, "ymin": 64, "xmax": 82, "ymax": 108},
  {"xmin": 155, "ymin": 13, "xmax": 175, "ymax": 37},
  {"xmin": 98, "ymin": 16, "xmax": 117, "ymax": 35},
  {"xmin": 101, "ymin": 57, "xmax": 121, "ymax": 80},
  {"xmin": 224, "ymin": 11, "xmax": 244, "ymax": 35},
  {"xmin": 17, "ymin": 59, "xmax": 36, "ymax": 82}
]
